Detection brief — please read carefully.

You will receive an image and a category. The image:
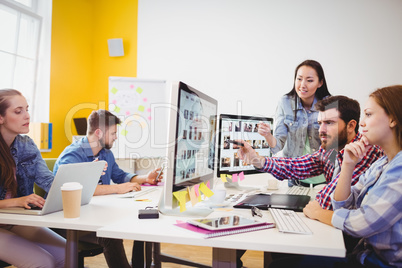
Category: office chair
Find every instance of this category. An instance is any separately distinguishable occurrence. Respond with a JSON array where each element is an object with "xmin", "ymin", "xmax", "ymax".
[
  {"xmin": 41, "ymin": 158, "xmax": 104, "ymax": 268},
  {"xmin": 0, "ymin": 260, "xmax": 10, "ymax": 268}
]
